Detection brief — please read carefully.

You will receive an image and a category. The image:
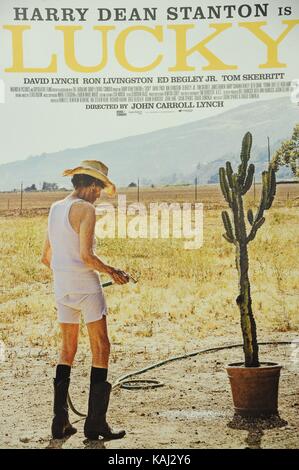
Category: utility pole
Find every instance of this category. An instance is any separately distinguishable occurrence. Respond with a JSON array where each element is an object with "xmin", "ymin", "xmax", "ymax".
[
  {"xmin": 20, "ymin": 182, "xmax": 23, "ymax": 215},
  {"xmin": 195, "ymin": 176, "xmax": 198, "ymax": 202},
  {"xmin": 253, "ymin": 176, "xmax": 256, "ymax": 204},
  {"xmin": 137, "ymin": 178, "xmax": 140, "ymax": 203},
  {"xmin": 267, "ymin": 136, "xmax": 271, "ymax": 165}
]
